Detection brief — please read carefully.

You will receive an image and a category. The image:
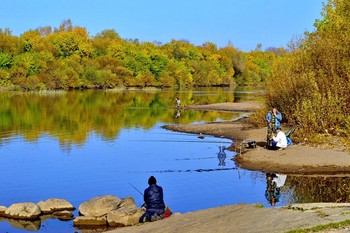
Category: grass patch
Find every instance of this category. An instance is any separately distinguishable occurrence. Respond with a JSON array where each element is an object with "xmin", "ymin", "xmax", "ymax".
[
  {"xmin": 285, "ymin": 219, "xmax": 350, "ymax": 233},
  {"xmin": 315, "ymin": 210, "xmax": 329, "ymax": 217},
  {"xmin": 255, "ymin": 203, "xmax": 265, "ymax": 208}
]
